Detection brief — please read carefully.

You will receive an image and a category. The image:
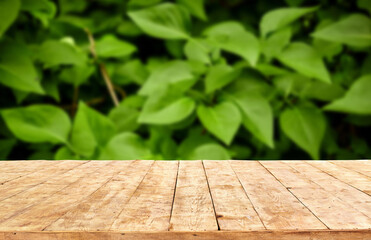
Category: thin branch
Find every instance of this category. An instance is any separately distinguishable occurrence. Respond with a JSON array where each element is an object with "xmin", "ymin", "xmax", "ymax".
[{"xmin": 85, "ymin": 28, "xmax": 119, "ymax": 107}]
